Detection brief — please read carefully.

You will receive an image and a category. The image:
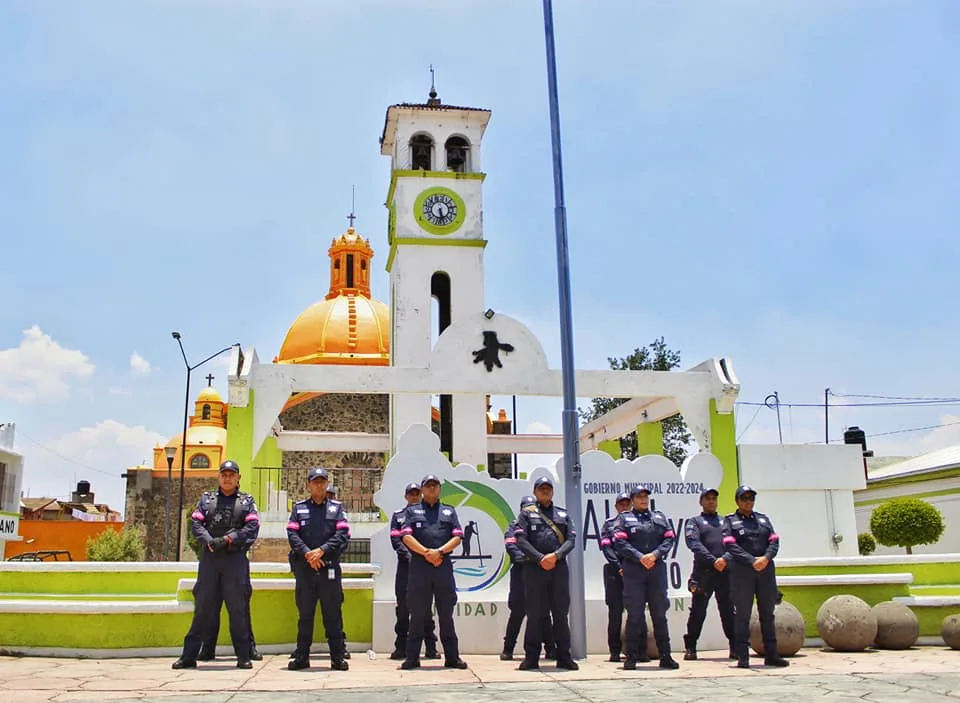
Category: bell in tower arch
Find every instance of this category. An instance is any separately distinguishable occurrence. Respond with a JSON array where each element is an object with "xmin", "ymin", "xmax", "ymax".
[{"xmin": 445, "ymin": 136, "xmax": 469, "ymax": 173}]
